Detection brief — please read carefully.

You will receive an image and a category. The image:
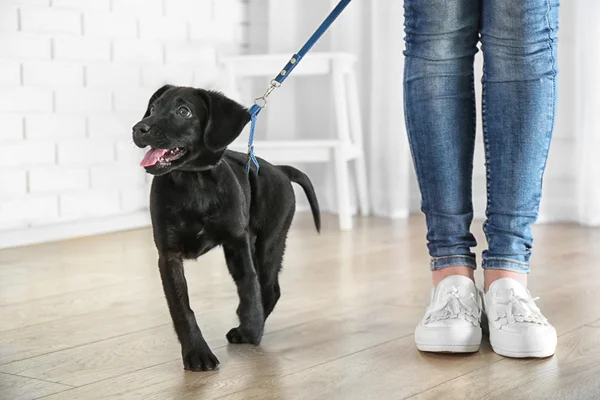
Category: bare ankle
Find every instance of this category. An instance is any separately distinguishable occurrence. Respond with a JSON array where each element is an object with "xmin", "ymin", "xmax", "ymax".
[
  {"xmin": 432, "ymin": 266, "xmax": 474, "ymax": 287},
  {"xmin": 484, "ymin": 269, "xmax": 527, "ymax": 292}
]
